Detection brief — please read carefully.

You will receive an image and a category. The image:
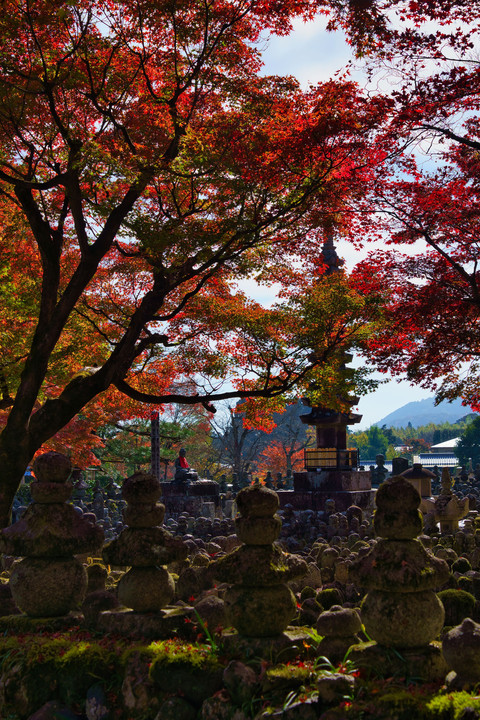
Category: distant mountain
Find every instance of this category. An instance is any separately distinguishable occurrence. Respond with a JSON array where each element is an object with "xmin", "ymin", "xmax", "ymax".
[{"xmin": 374, "ymin": 397, "xmax": 471, "ymax": 429}]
